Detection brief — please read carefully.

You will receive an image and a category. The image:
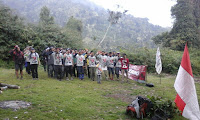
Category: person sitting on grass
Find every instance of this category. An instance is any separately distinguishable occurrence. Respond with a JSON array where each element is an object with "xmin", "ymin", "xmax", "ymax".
[
  {"xmin": 9, "ymin": 45, "xmax": 25, "ymax": 79},
  {"xmin": 29, "ymin": 48, "xmax": 40, "ymax": 80}
]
